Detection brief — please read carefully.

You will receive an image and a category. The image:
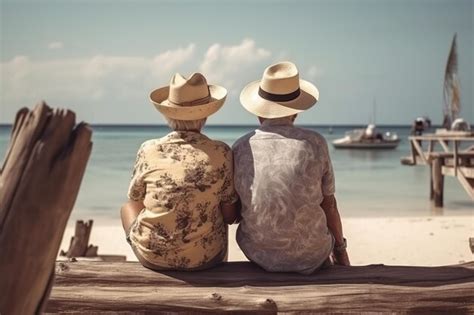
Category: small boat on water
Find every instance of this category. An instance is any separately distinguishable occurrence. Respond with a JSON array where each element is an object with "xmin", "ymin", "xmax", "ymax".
[{"xmin": 332, "ymin": 124, "xmax": 400, "ymax": 149}]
